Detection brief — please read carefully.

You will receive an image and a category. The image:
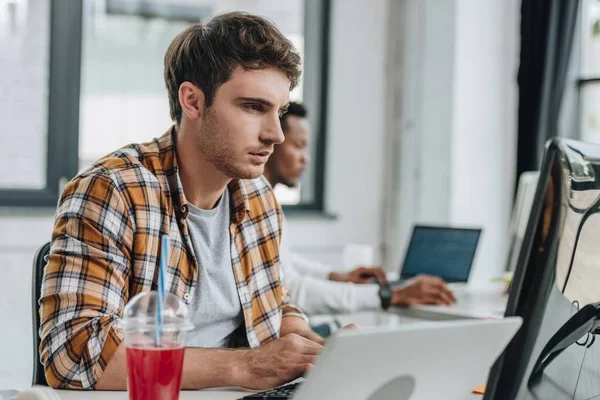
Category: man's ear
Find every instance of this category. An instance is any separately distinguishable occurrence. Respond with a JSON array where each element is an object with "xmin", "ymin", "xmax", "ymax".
[{"xmin": 179, "ymin": 82, "xmax": 206, "ymax": 121}]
